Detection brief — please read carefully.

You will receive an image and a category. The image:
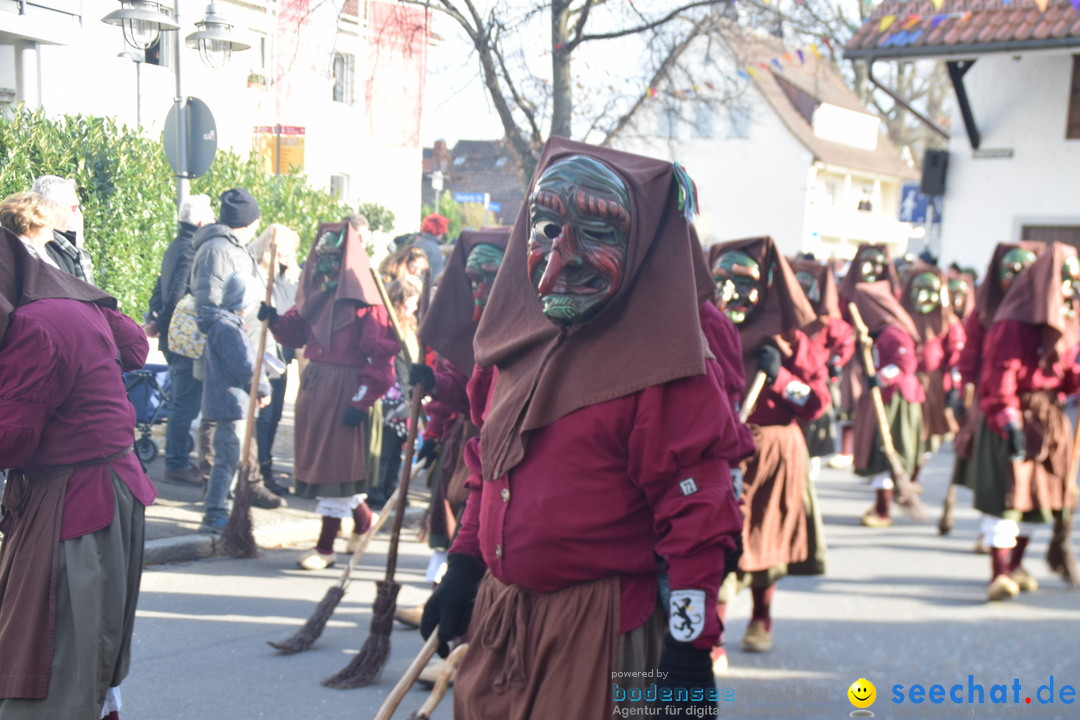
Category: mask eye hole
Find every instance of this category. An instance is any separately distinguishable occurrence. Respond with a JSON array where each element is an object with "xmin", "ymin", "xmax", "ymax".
[{"xmin": 532, "ymin": 221, "xmax": 560, "ymax": 240}]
